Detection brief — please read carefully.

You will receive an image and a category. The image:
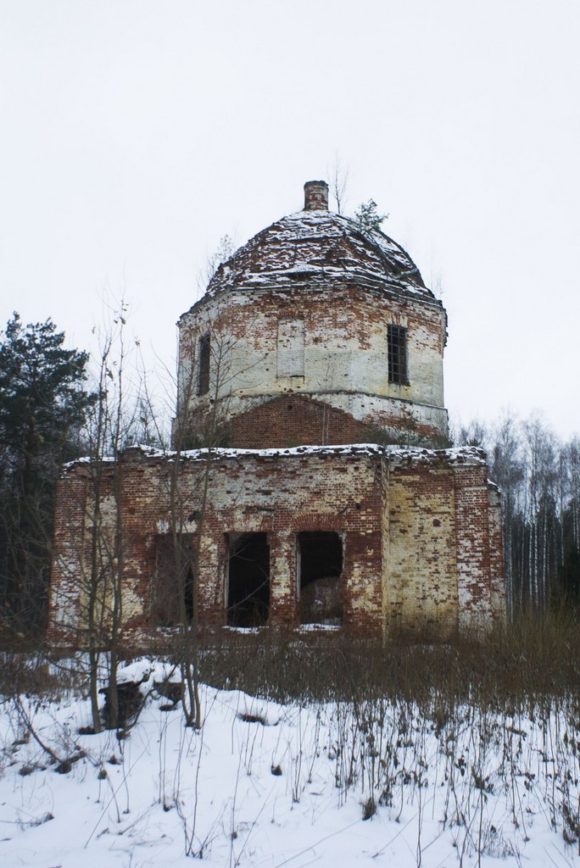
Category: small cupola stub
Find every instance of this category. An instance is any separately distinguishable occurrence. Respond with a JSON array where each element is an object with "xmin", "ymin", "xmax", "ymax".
[{"xmin": 304, "ymin": 180, "xmax": 329, "ymax": 211}]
